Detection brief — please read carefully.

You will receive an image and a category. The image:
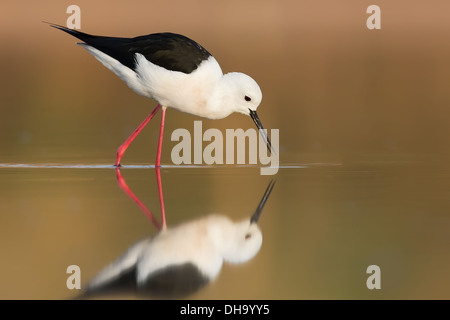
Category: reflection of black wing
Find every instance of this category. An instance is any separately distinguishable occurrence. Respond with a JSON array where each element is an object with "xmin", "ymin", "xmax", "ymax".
[
  {"xmin": 80, "ymin": 266, "xmax": 138, "ymax": 299},
  {"xmin": 80, "ymin": 263, "xmax": 209, "ymax": 299},
  {"xmin": 50, "ymin": 24, "xmax": 212, "ymax": 74},
  {"xmin": 78, "ymin": 238, "xmax": 147, "ymax": 299},
  {"xmin": 78, "ymin": 236, "xmax": 210, "ymax": 299},
  {"xmin": 139, "ymin": 263, "xmax": 210, "ymax": 298}
]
